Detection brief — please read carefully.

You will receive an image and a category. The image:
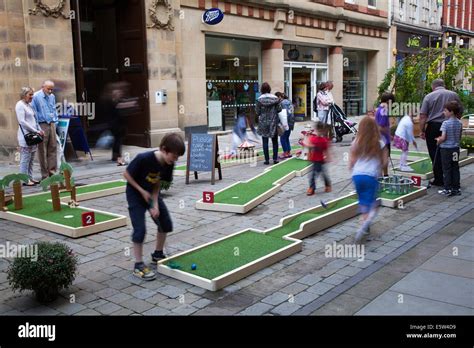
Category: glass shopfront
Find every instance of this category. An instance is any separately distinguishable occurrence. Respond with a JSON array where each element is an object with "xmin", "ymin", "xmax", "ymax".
[
  {"xmin": 283, "ymin": 45, "xmax": 328, "ymax": 121},
  {"xmin": 343, "ymin": 50, "xmax": 367, "ymax": 116},
  {"xmin": 205, "ymin": 36, "xmax": 261, "ymax": 130}
]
